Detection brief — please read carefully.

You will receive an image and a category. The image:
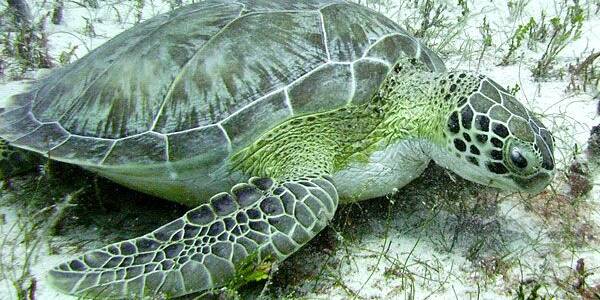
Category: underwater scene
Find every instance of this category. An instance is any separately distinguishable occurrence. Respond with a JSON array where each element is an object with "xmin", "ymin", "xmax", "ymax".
[{"xmin": 0, "ymin": 0, "xmax": 599, "ymax": 299}]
